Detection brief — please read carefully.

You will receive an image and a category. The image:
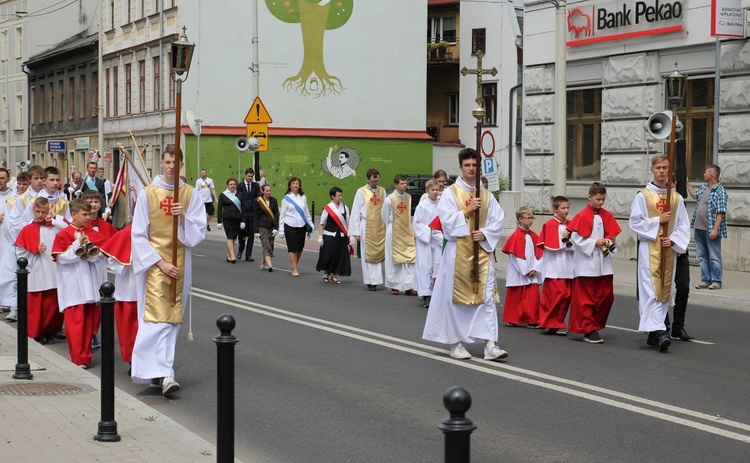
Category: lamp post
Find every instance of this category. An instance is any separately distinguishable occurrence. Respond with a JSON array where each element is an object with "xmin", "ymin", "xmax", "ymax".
[
  {"xmin": 169, "ymin": 27, "xmax": 196, "ymax": 303},
  {"xmin": 660, "ymin": 63, "xmax": 687, "ymax": 281}
]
